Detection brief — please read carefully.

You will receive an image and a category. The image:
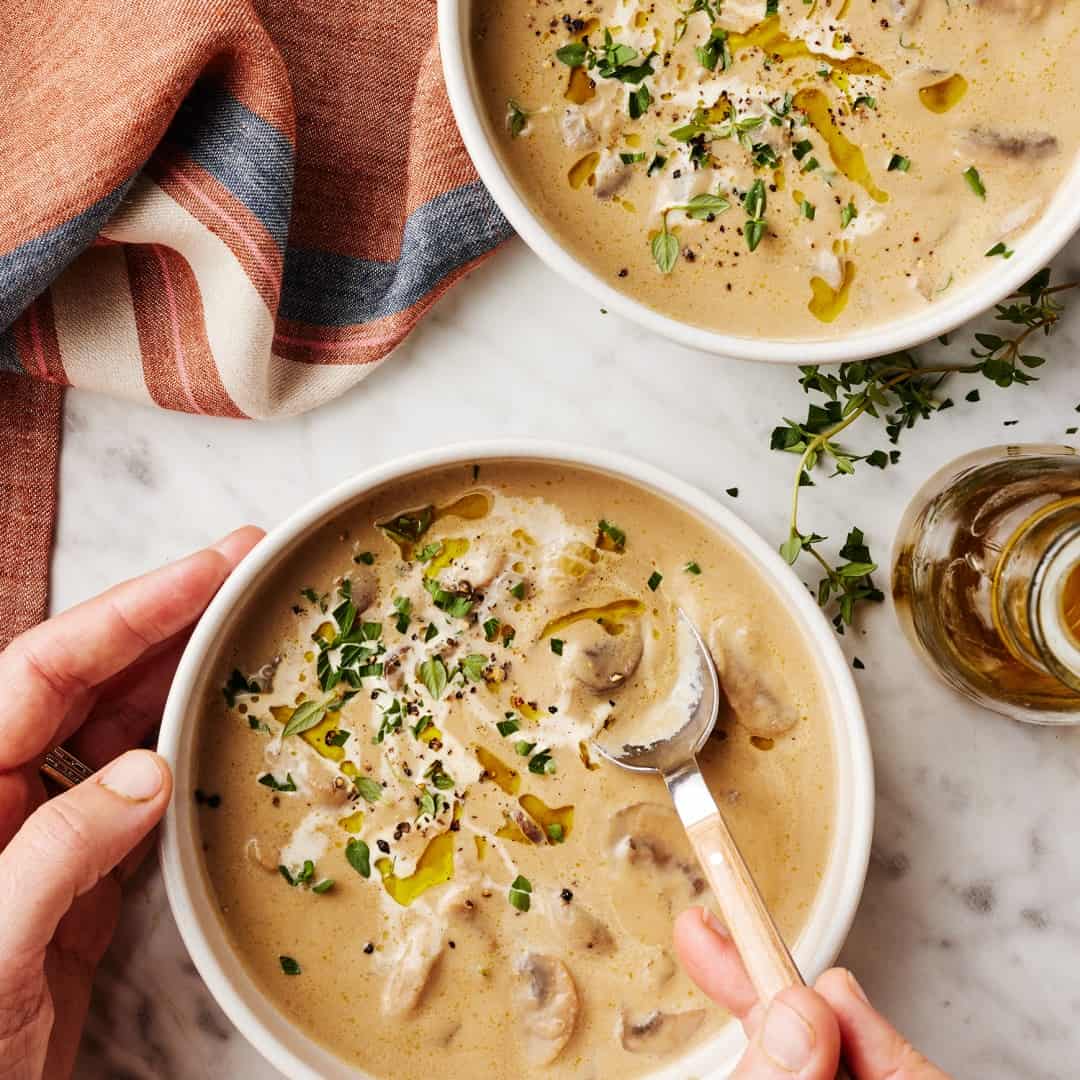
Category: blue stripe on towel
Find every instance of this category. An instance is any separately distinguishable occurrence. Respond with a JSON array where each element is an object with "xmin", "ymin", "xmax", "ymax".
[
  {"xmin": 278, "ymin": 181, "xmax": 513, "ymax": 327},
  {"xmin": 0, "ymin": 183, "xmax": 130, "ymax": 335},
  {"xmin": 164, "ymin": 80, "xmax": 294, "ymax": 253}
]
